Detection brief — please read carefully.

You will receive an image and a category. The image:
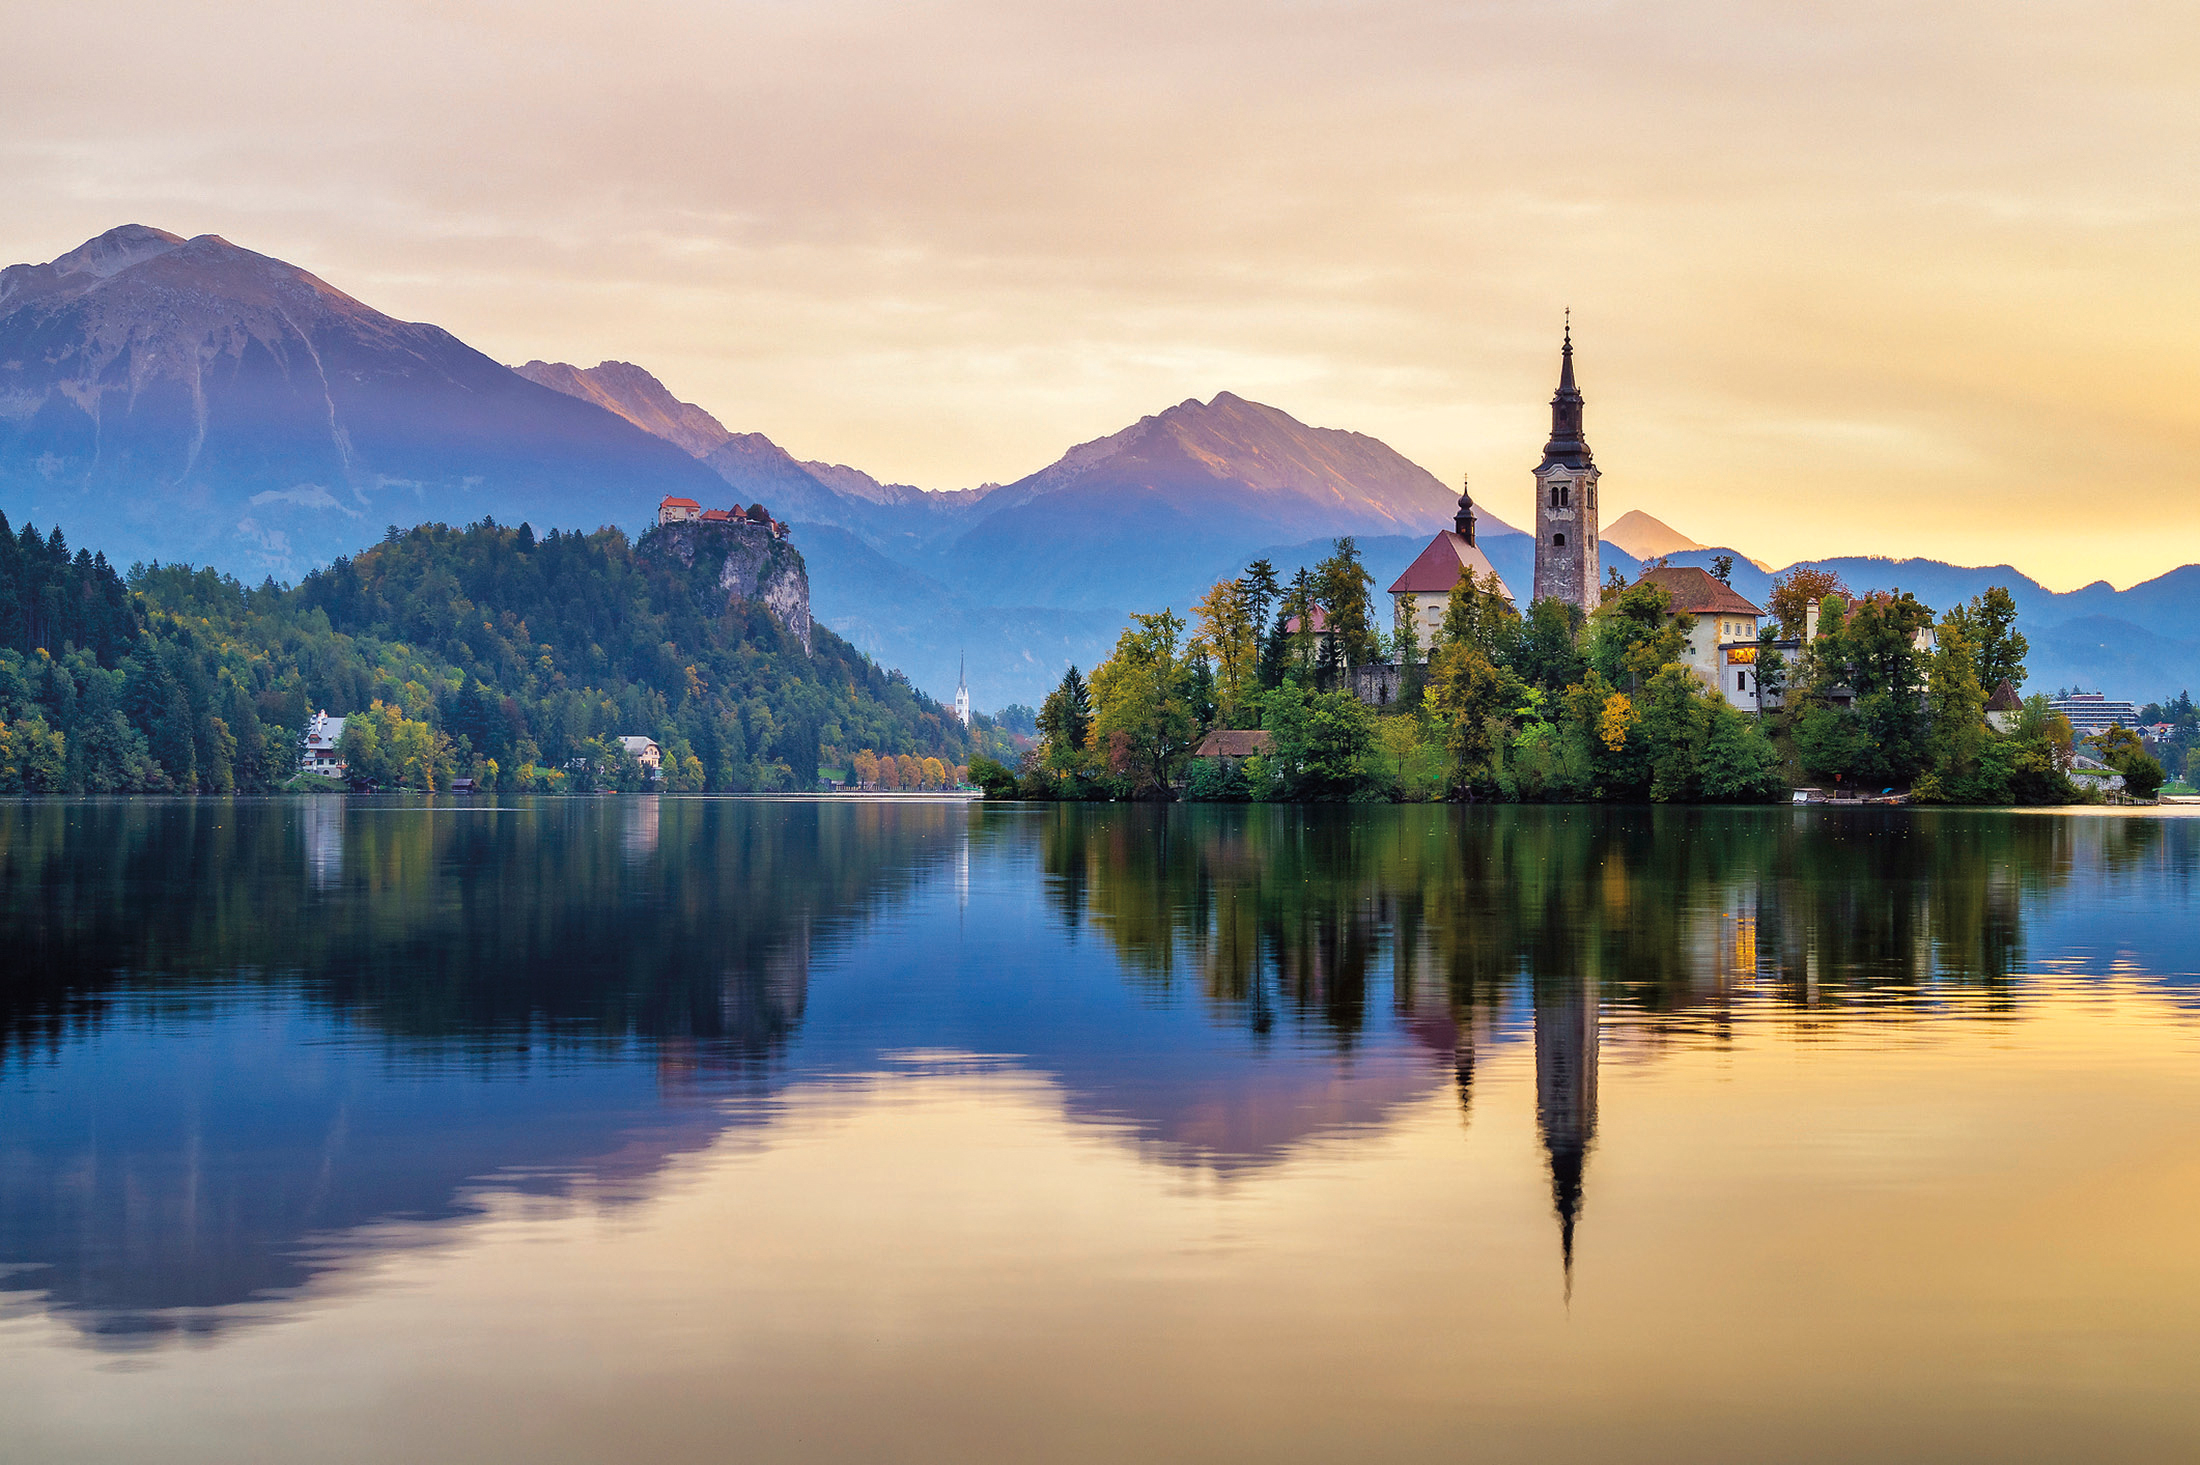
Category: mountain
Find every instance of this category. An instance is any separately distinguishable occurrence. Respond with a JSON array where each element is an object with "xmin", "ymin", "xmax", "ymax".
[
  {"xmin": 0, "ymin": 227, "xmax": 725, "ymax": 577},
  {"xmin": 1603, "ymin": 509, "xmax": 1702, "ymax": 560},
  {"xmin": 512, "ymin": 359, "xmax": 733, "ymax": 457},
  {"xmin": 935, "ymin": 393, "xmax": 1491, "ymax": 611}
]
